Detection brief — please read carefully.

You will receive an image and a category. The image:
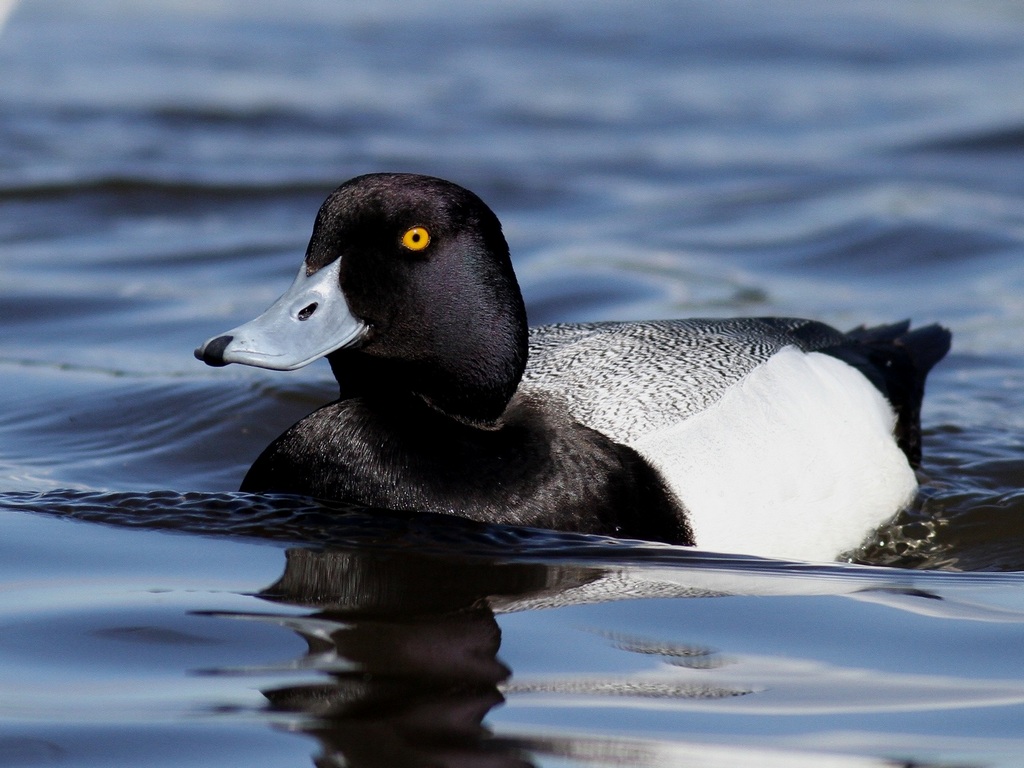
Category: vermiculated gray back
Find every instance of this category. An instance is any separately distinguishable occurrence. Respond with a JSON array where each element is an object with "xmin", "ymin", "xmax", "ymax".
[{"xmin": 522, "ymin": 318, "xmax": 847, "ymax": 443}]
